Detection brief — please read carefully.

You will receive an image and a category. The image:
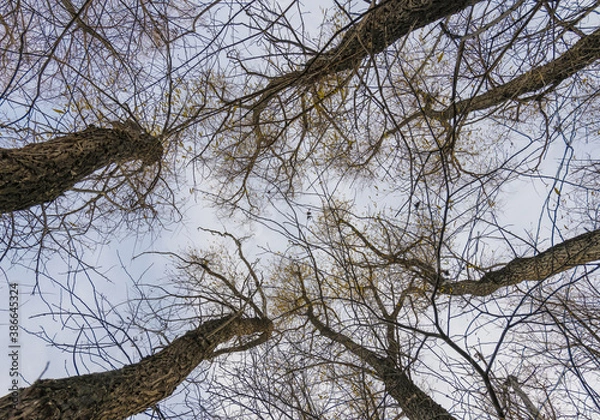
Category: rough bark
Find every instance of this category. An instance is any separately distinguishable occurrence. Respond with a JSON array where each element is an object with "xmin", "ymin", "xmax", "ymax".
[
  {"xmin": 304, "ymin": 0, "xmax": 478, "ymax": 78},
  {"xmin": 0, "ymin": 316, "xmax": 273, "ymax": 420},
  {"xmin": 253, "ymin": 0, "xmax": 480, "ymax": 110},
  {"xmin": 428, "ymin": 26, "xmax": 600, "ymax": 121},
  {"xmin": 441, "ymin": 229, "xmax": 600, "ymax": 296},
  {"xmin": 0, "ymin": 120, "xmax": 162, "ymax": 213},
  {"xmin": 306, "ymin": 308, "xmax": 456, "ymax": 420},
  {"xmin": 376, "ymin": 360, "xmax": 458, "ymax": 420}
]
